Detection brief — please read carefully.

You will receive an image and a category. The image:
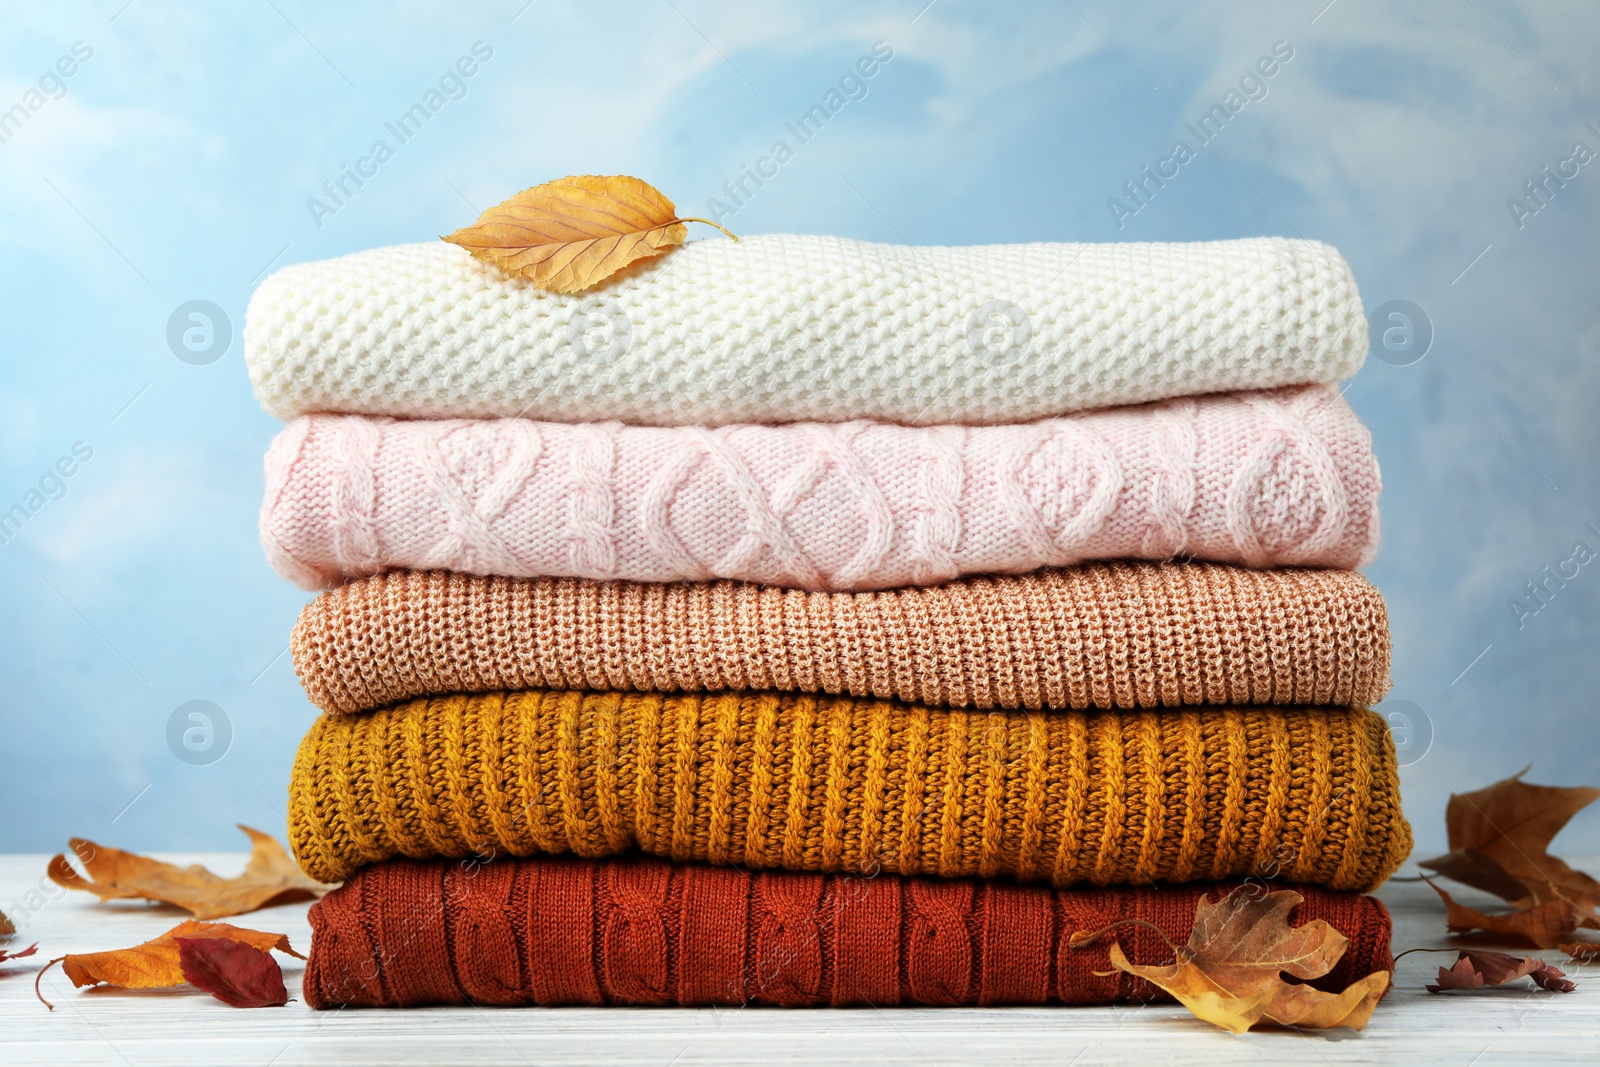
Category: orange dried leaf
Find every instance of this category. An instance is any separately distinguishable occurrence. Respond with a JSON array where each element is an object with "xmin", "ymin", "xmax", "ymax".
[
  {"xmin": 1096, "ymin": 886, "xmax": 1389, "ymax": 1034},
  {"xmin": 47, "ymin": 825, "xmax": 331, "ymax": 920},
  {"xmin": 0, "ymin": 908, "xmax": 13, "ymax": 936},
  {"xmin": 36, "ymin": 920, "xmax": 302, "ymax": 1009},
  {"xmin": 441, "ymin": 174, "xmax": 736, "ymax": 293}
]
